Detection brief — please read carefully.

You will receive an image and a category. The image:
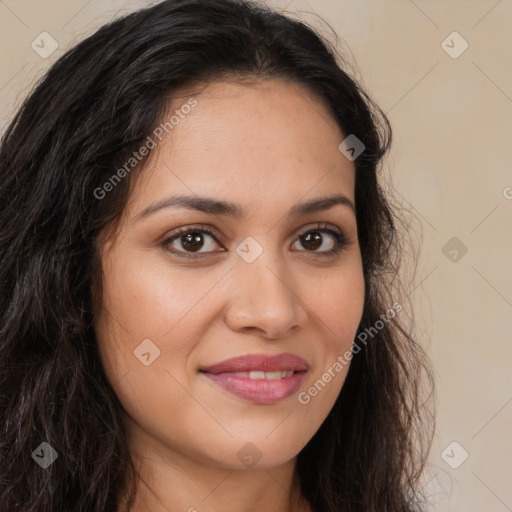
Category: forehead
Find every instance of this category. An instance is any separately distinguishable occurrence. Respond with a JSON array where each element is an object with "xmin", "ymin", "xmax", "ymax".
[{"xmin": 127, "ymin": 78, "xmax": 355, "ymax": 218}]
